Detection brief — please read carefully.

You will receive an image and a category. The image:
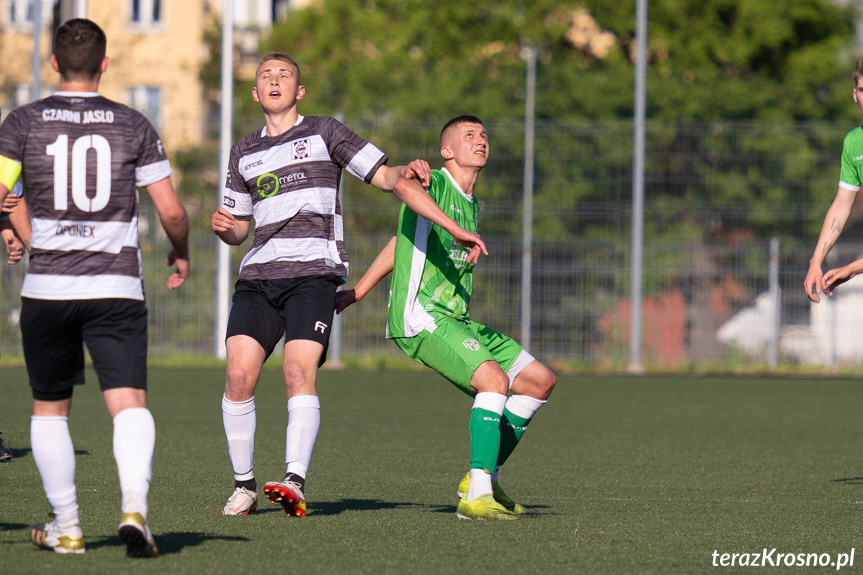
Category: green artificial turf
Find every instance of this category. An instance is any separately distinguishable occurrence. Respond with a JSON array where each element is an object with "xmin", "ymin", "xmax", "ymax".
[{"xmin": 2, "ymin": 368, "xmax": 863, "ymax": 573}]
